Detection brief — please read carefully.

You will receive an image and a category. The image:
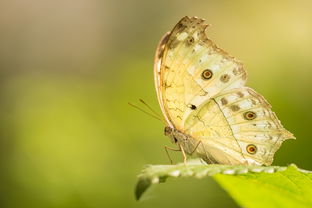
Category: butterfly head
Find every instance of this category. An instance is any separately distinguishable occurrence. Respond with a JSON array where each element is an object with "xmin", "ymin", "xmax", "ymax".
[{"xmin": 164, "ymin": 126, "xmax": 178, "ymax": 143}]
